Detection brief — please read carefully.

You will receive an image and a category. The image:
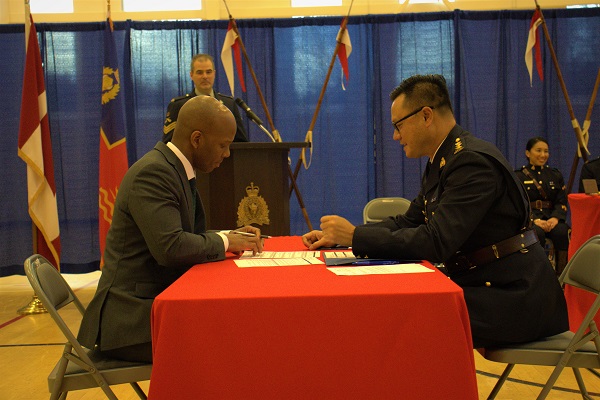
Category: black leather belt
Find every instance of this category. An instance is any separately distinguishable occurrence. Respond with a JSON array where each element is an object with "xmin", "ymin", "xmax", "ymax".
[
  {"xmin": 530, "ymin": 200, "xmax": 553, "ymax": 209},
  {"xmin": 443, "ymin": 229, "xmax": 539, "ymax": 276}
]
